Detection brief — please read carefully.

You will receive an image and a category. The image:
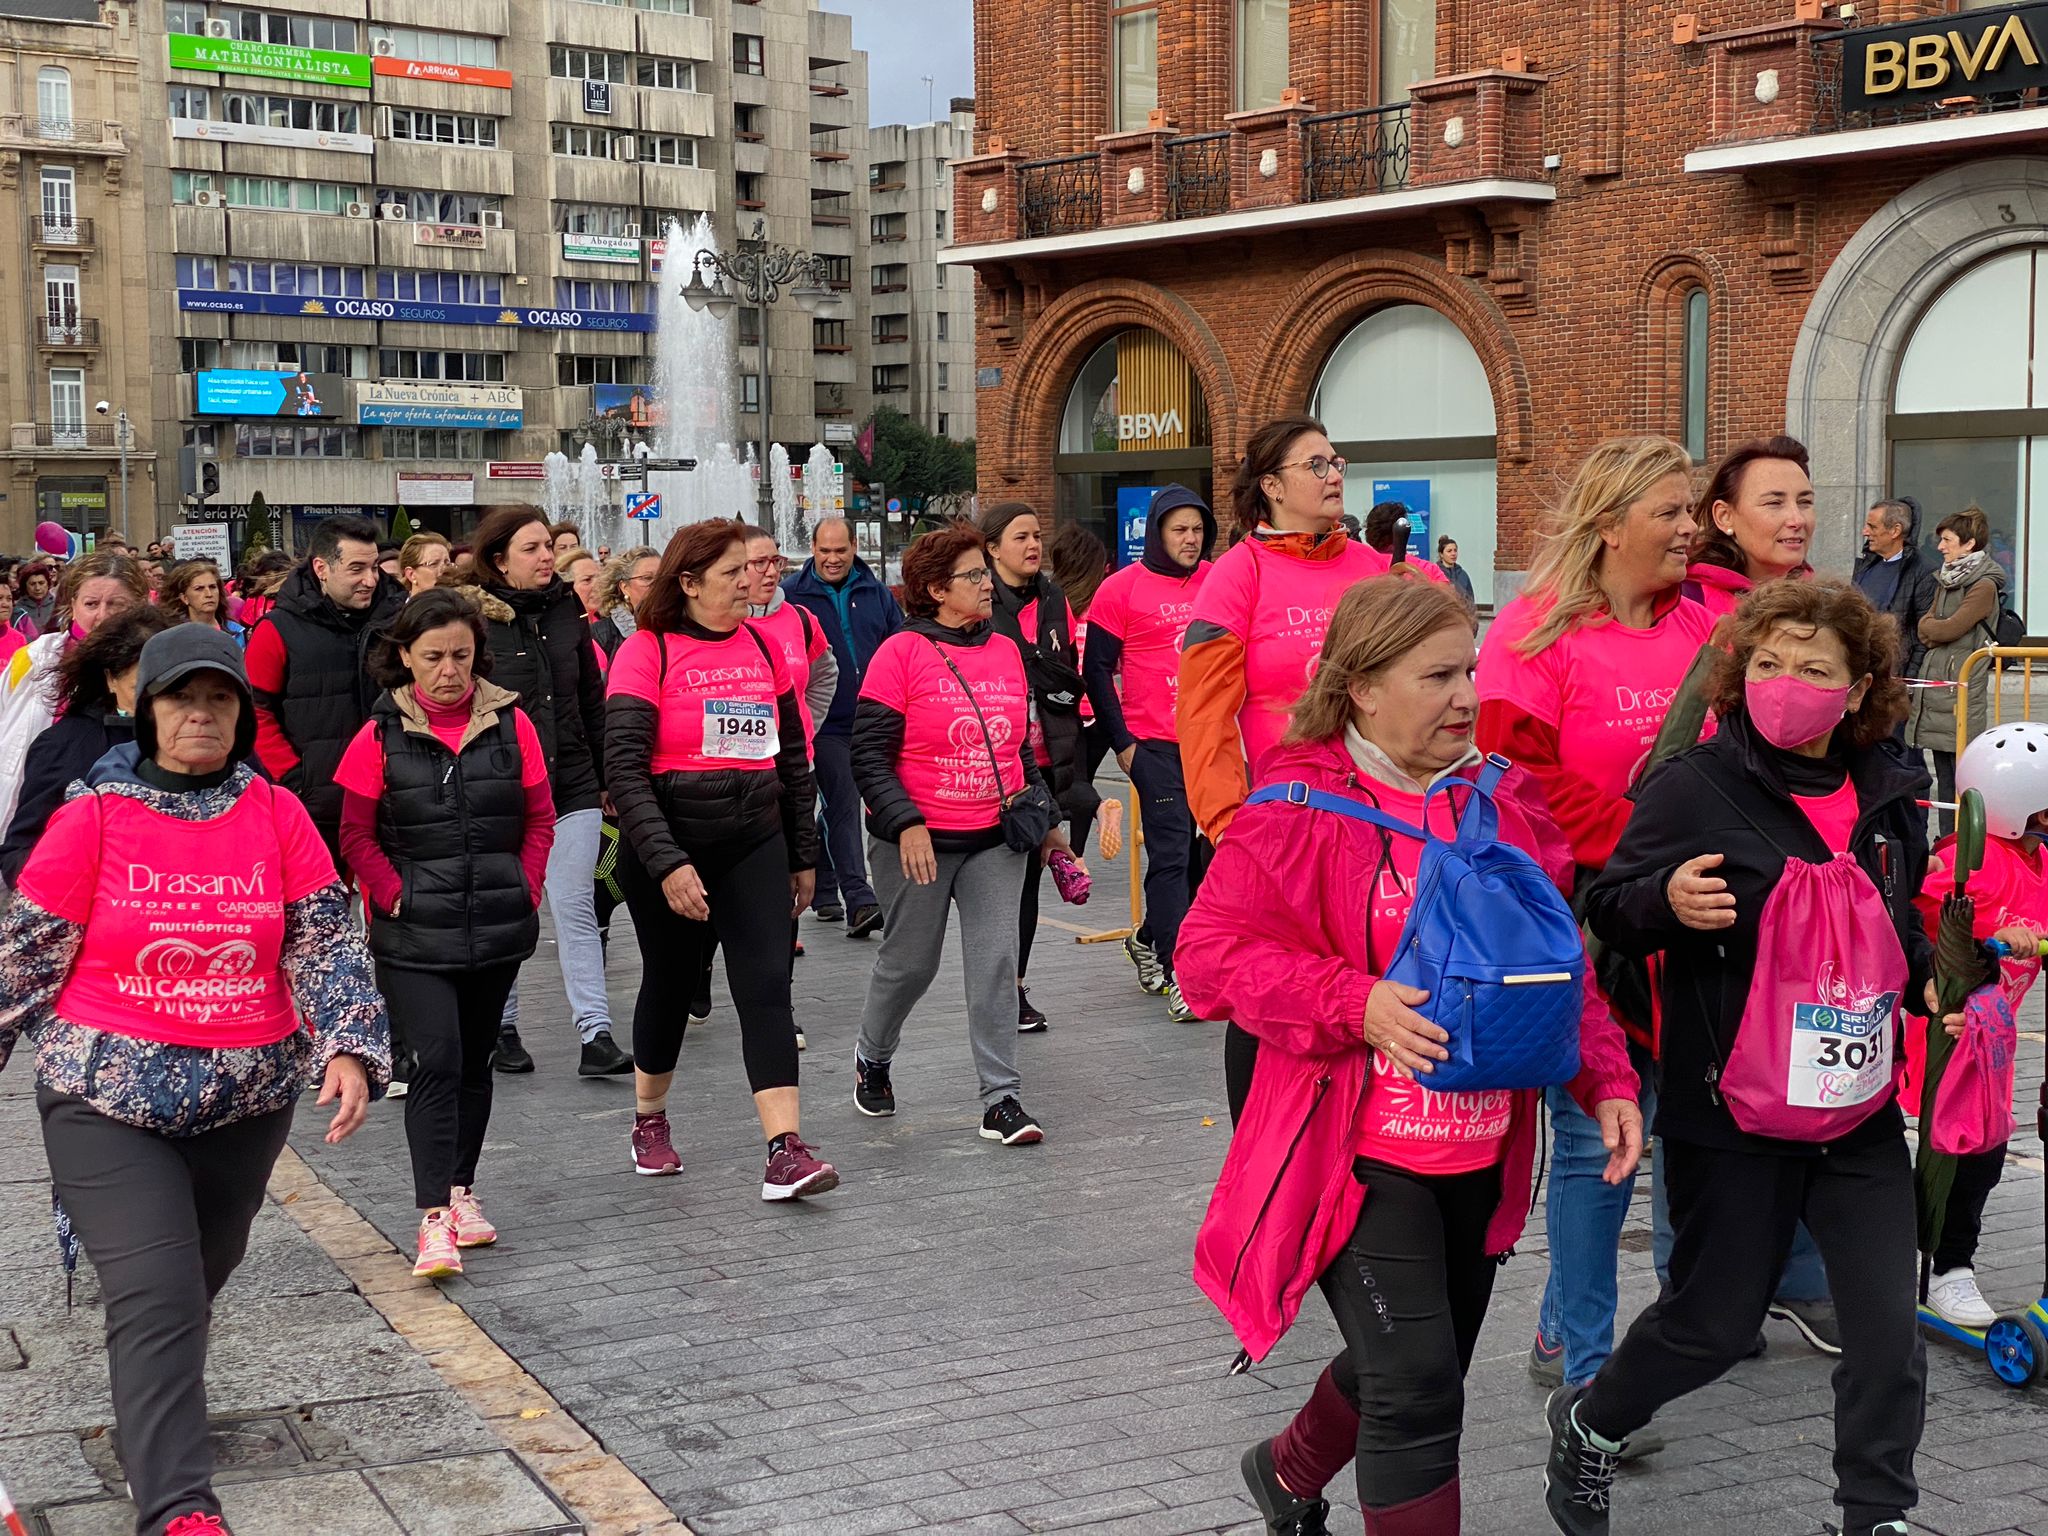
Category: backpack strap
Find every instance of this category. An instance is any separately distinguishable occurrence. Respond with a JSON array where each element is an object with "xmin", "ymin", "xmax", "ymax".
[
  {"xmin": 1681, "ymin": 757, "xmax": 1793, "ymax": 856},
  {"xmin": 1244, "ymin": 781, "xmax": 1427, "ymax": 842},
  {"xmin": 1423, "ymin": 754, "xmax": 1508, "ymax": 844}
]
